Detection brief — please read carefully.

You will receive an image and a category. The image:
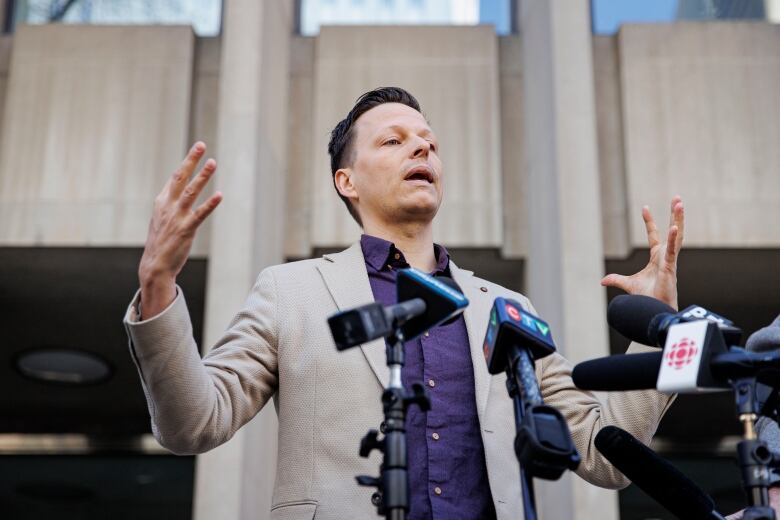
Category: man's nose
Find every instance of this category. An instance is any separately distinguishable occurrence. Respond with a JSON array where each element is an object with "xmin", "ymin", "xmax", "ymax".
[{"xmin": 411, "ymin": 138, "xmax": 430, "ymax": 158}]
